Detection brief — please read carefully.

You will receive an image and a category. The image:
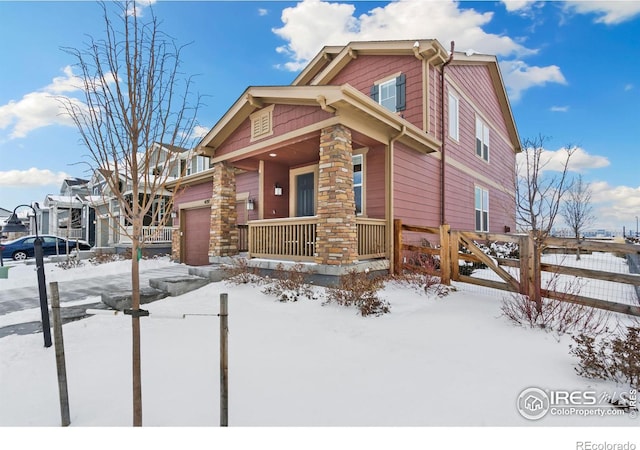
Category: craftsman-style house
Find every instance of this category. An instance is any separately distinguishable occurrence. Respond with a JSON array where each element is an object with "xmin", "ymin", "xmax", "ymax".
[{"xmin": 169, "ymin": 39, "xmax": 520, "ymax": 269}]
